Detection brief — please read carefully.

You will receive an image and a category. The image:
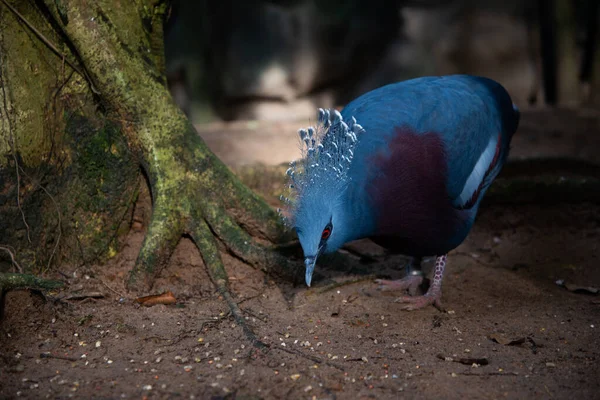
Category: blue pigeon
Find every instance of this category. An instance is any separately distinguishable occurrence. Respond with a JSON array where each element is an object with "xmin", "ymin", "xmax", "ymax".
[{"xmin": 281, "ymin": 75, "xmax": 519, "ymax": 310}]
